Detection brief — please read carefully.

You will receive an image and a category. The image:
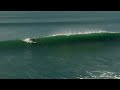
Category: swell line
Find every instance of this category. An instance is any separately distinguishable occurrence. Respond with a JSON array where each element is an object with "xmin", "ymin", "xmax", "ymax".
[{"xmin": 0, "ymin": 32, "xmax": 120, "ymax": 49}]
